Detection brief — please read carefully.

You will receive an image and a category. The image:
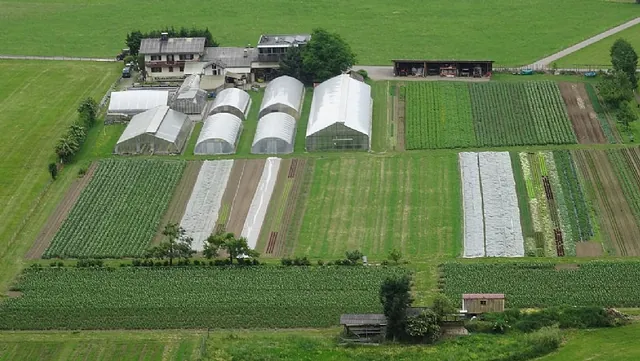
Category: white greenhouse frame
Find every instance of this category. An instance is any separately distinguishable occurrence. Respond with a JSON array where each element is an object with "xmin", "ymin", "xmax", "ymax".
[
  {"xmin": 194, "ymin": 113, "xmax": 243, "ymax": 155},
  {"xmin": 170, "ymin": 75, "xmax": 208, "ymax": 115},
  {"xmin": 251, "ymin": 113, "xmax": 296, "ymax": 154},
  {"xmin": 107, "ymin": 90, "xmax": 169, "ymax": 120},
  {"xmin": 209, "ymin": 88, "xmax": 252, "ymax": 120},
  {"xmin": 258, "ymin": 75, "xmax": 305, "ymax": 119}
]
